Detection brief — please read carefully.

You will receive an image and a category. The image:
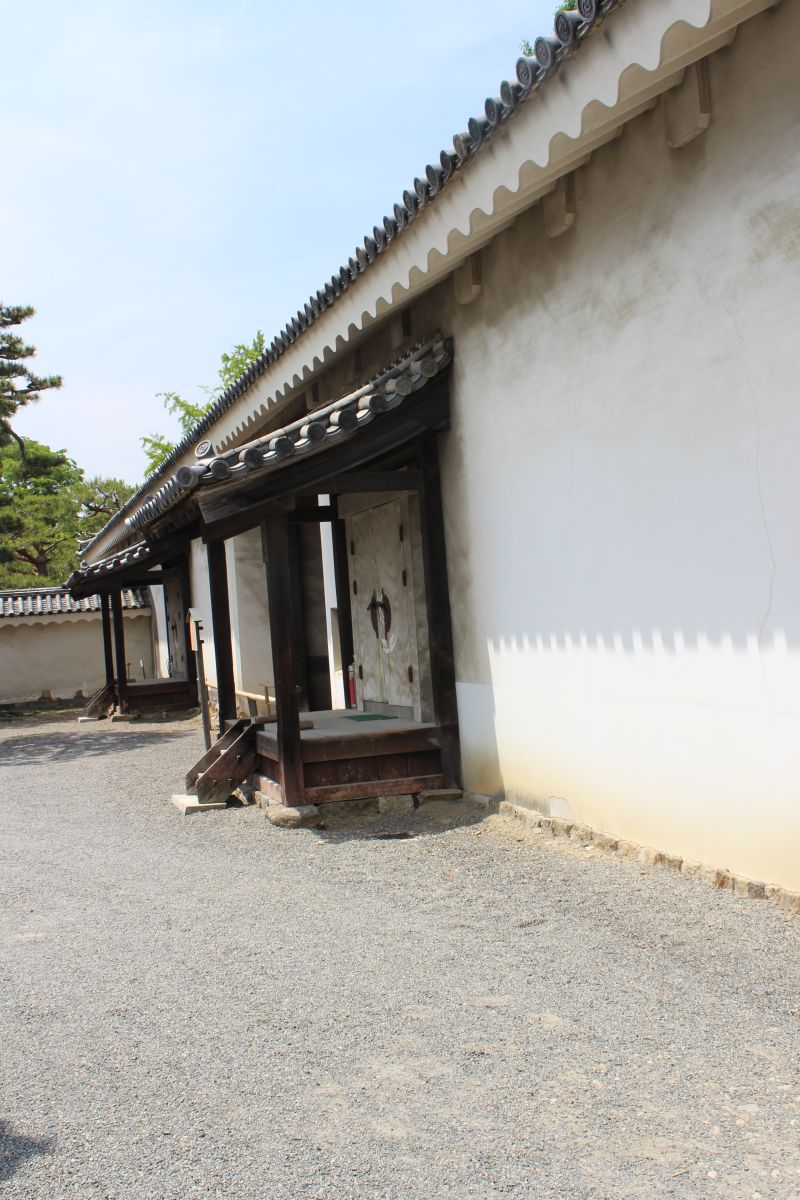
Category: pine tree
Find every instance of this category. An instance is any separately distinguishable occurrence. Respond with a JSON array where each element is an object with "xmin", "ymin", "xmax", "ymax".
[
  {"xmin": 0, "ymin": 304, "xmax": 63, "ymax": 471},
  {"xmin": 0, "ymin": 439, "xmax": 135, "ymax": 587}
]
